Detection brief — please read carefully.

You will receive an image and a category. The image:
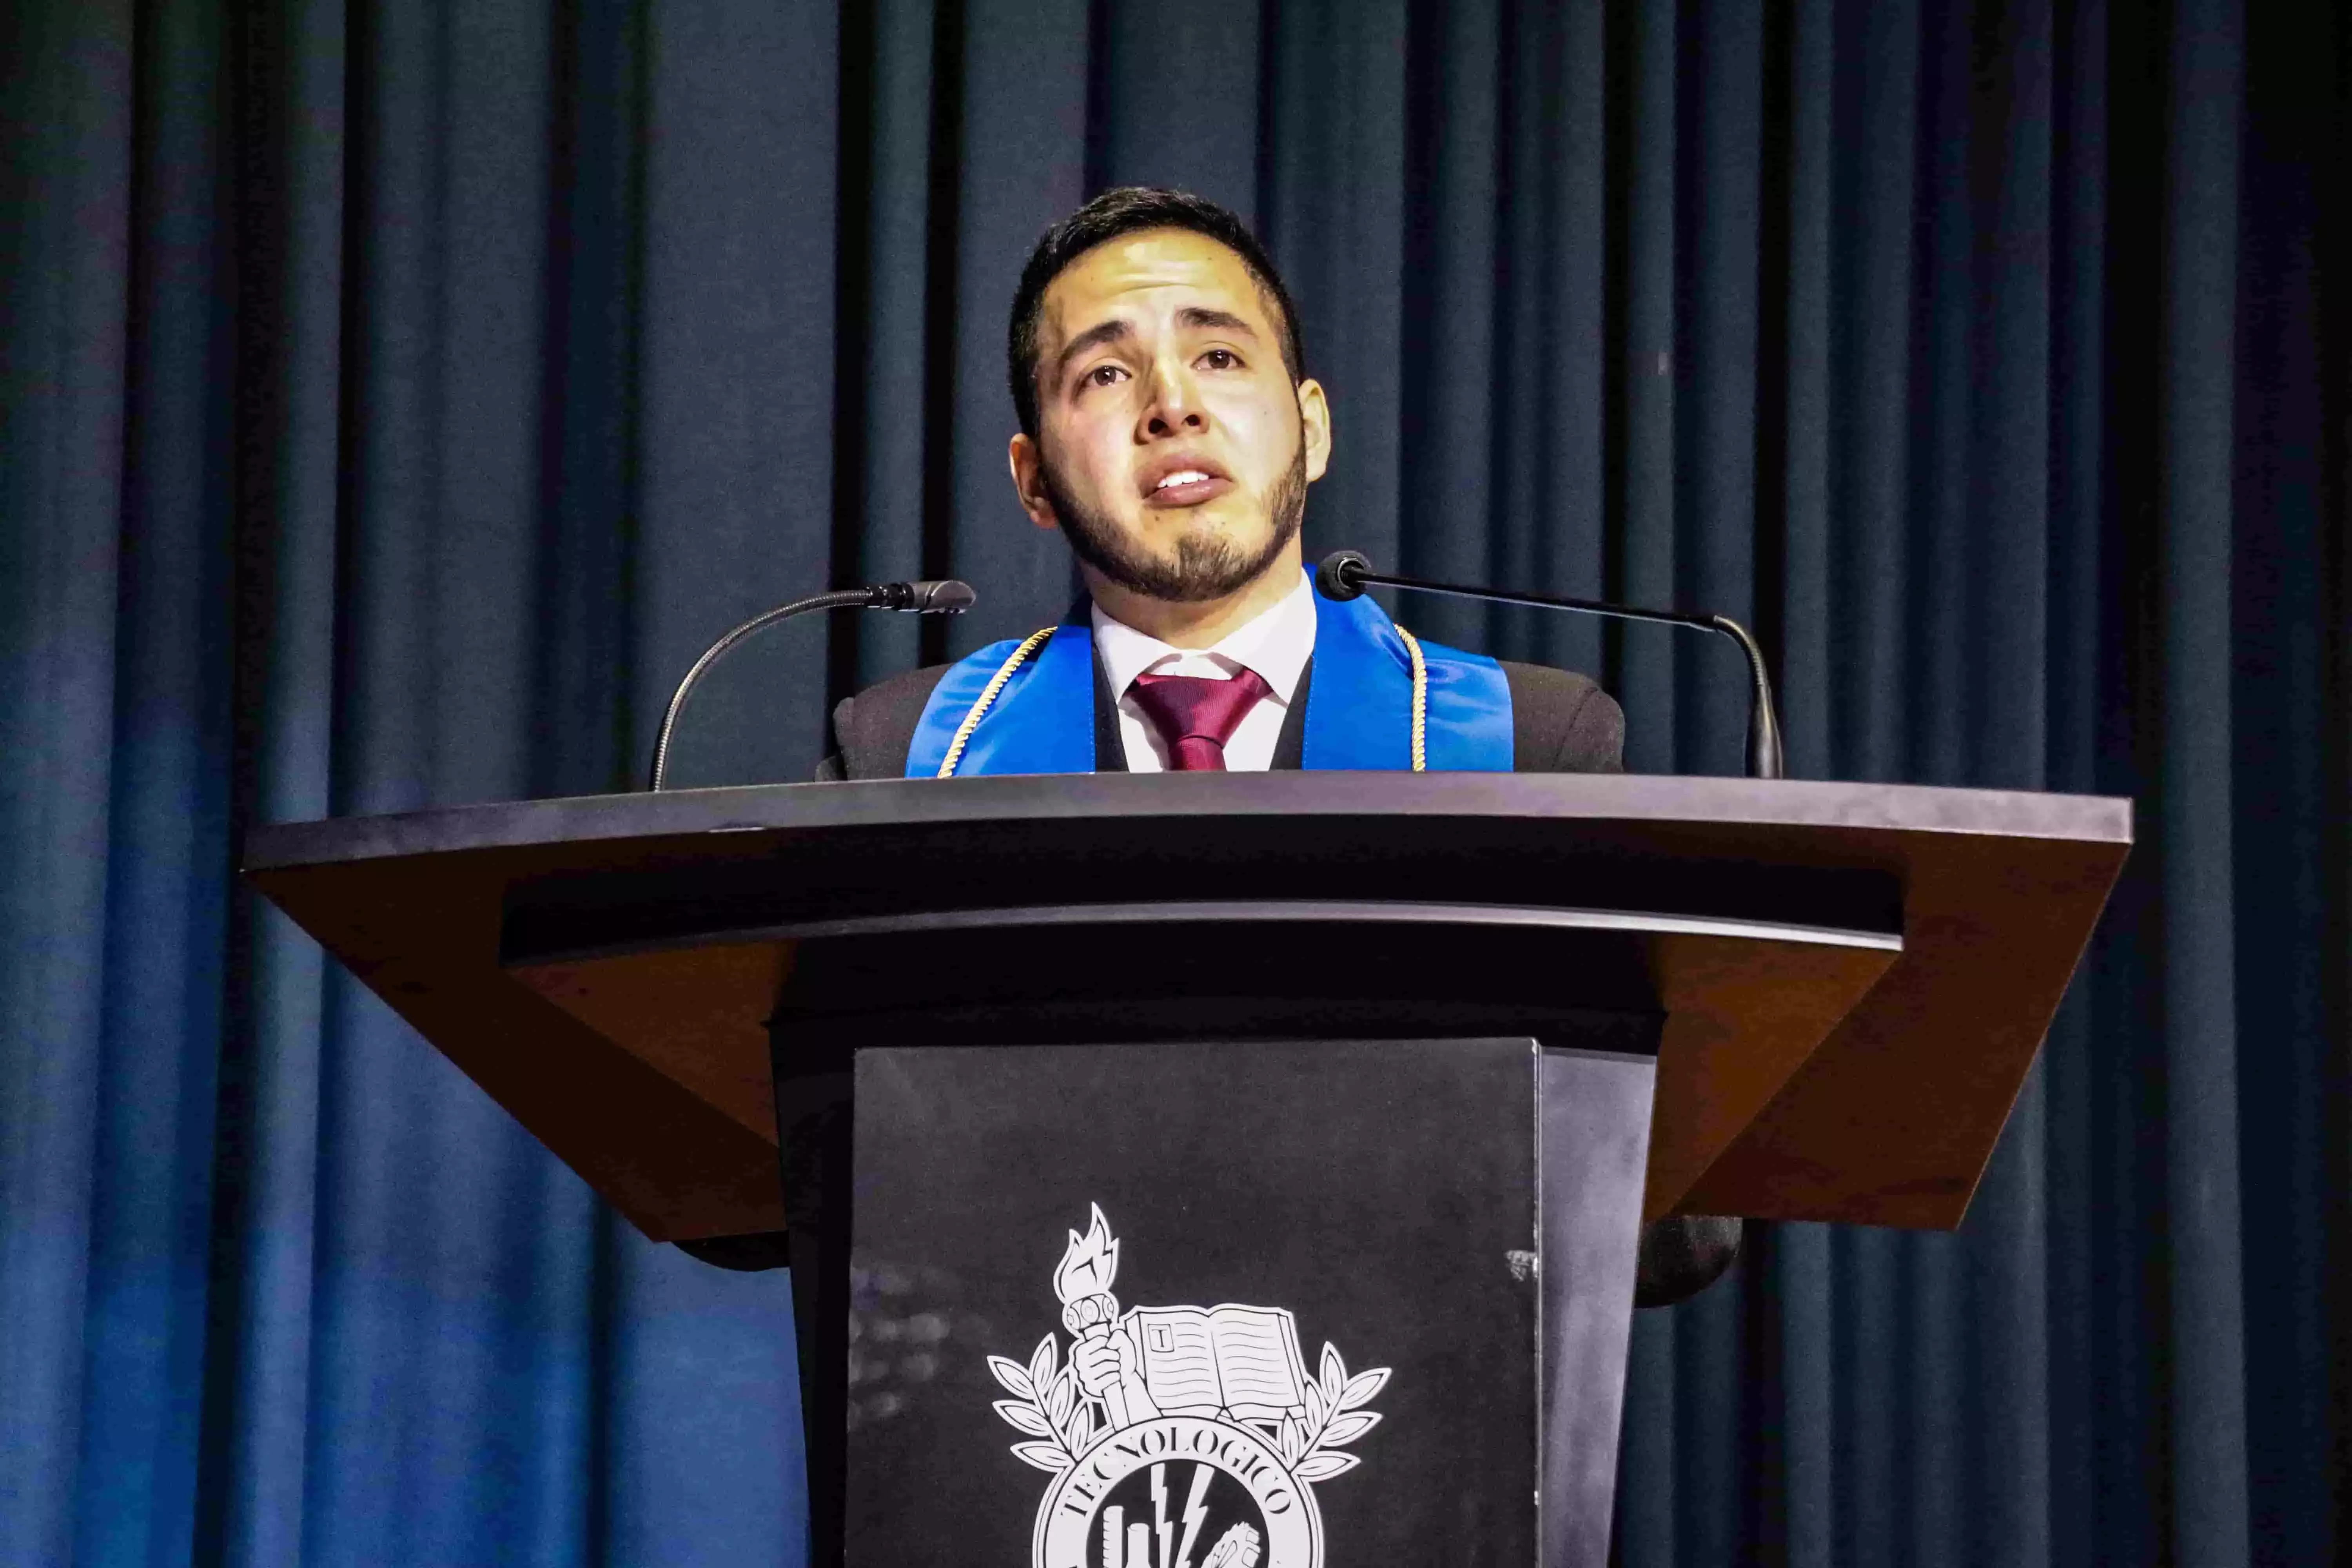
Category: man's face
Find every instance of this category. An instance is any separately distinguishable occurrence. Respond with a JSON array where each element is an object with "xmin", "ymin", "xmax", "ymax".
[{"xmin": 1010, "ymin": 228, "xmax": 1330, "ymax": 604}]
